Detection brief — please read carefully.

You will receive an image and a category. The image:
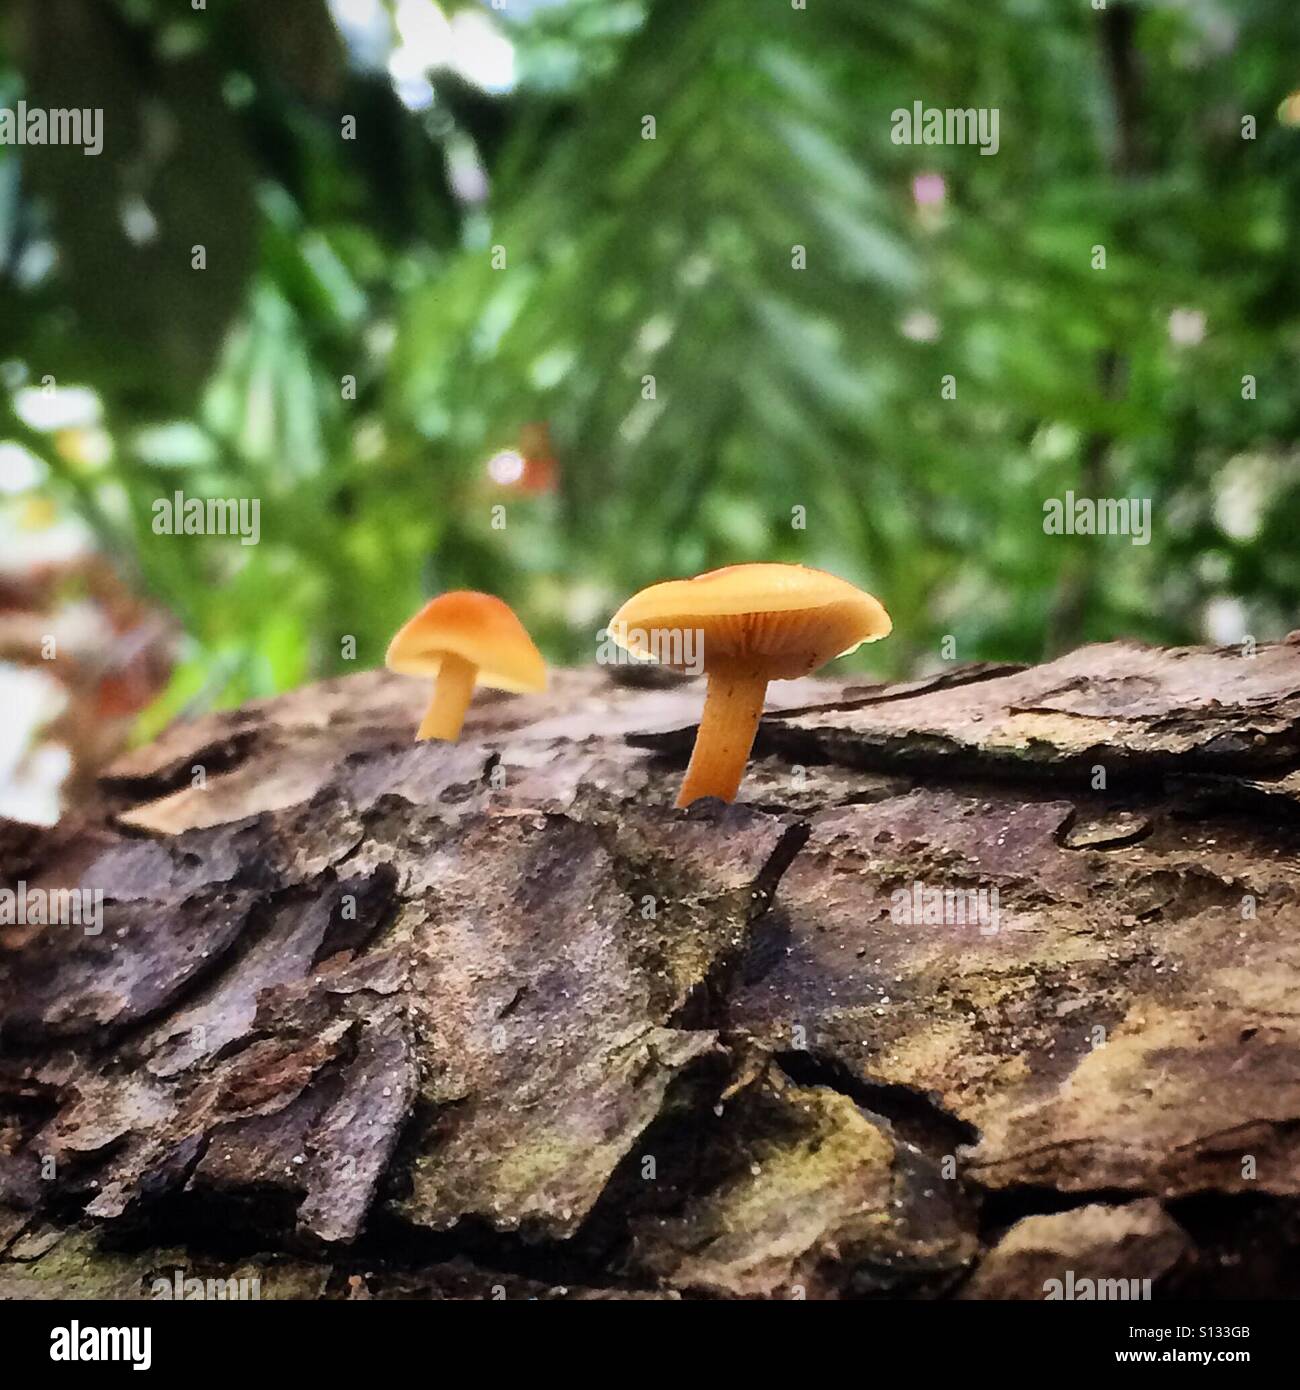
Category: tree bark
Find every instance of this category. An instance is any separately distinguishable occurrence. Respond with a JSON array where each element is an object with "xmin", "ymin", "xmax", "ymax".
[{"xmin": 3, "ymin": 637, "xmax": 1300, "ymax": 1299}]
